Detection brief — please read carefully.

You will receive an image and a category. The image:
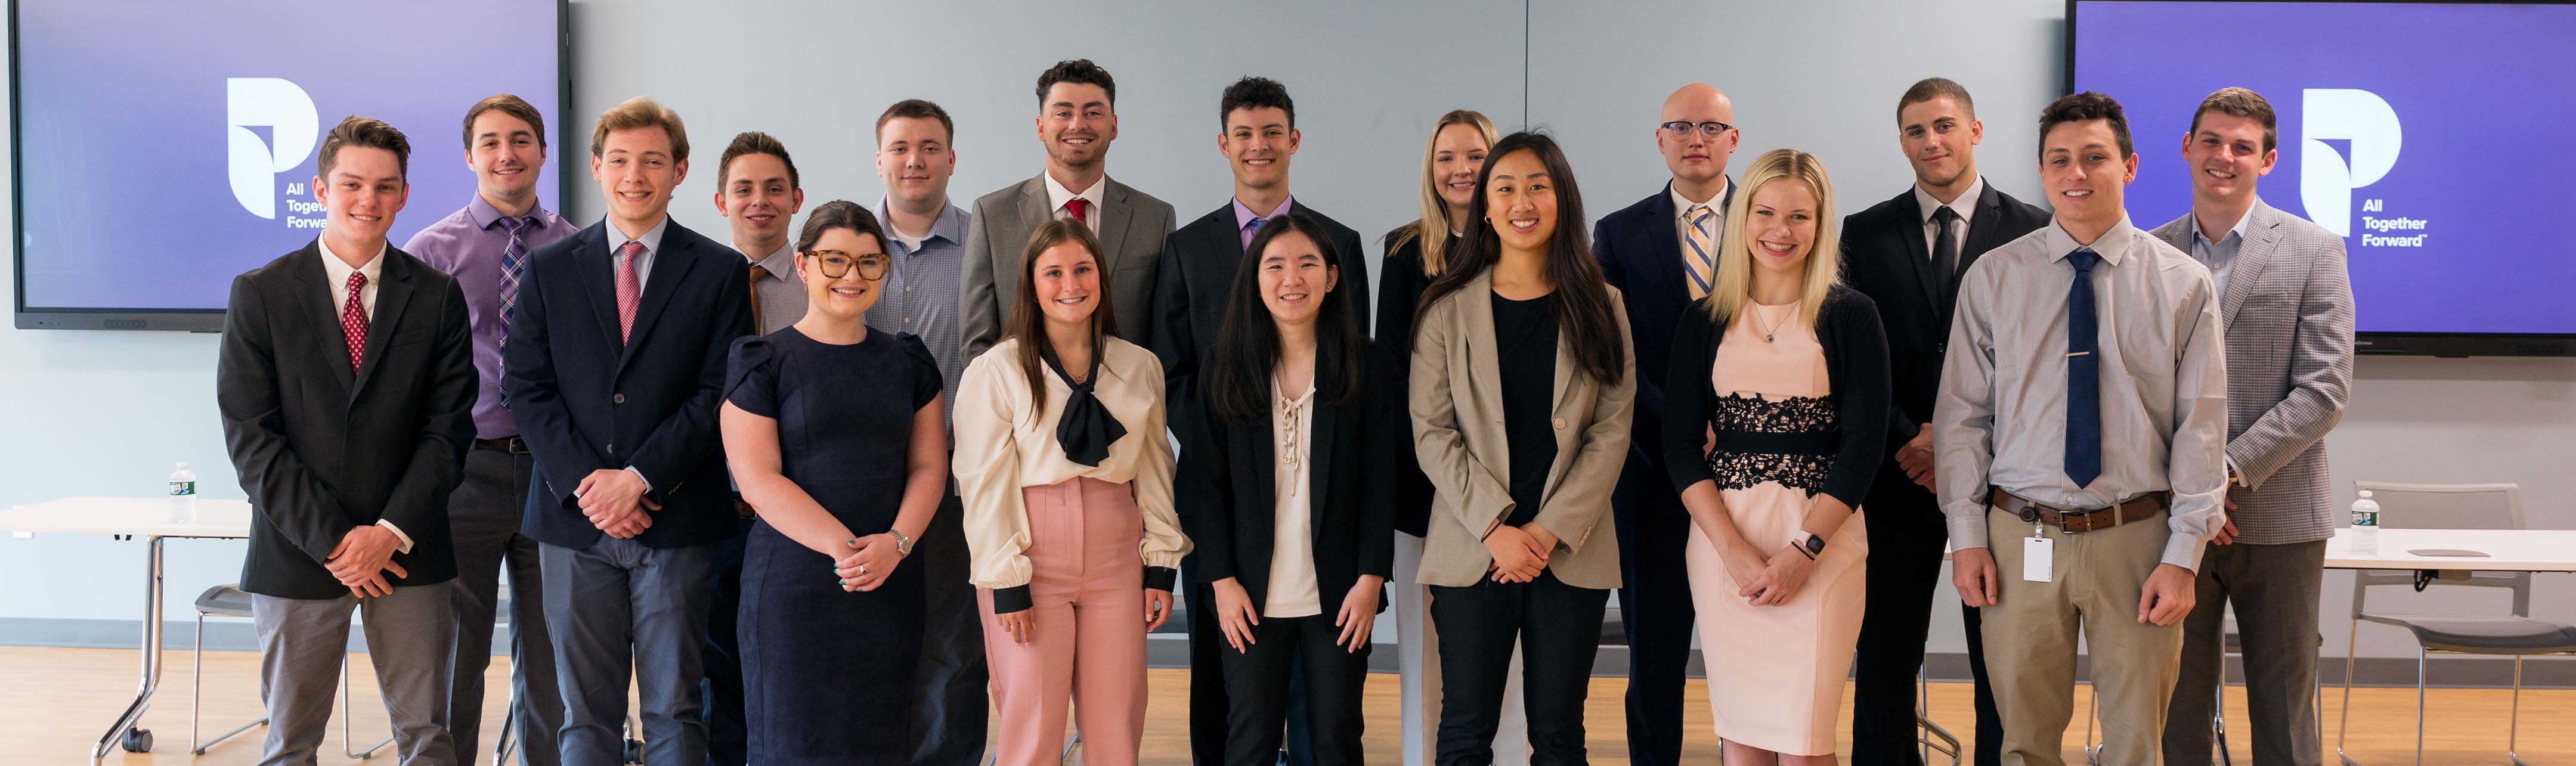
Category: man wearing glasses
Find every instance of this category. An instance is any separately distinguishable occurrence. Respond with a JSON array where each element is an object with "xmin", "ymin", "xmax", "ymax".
[{"xmin": 1587, "ymin": 82, "xmax": 1738, "ymax": 766}]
